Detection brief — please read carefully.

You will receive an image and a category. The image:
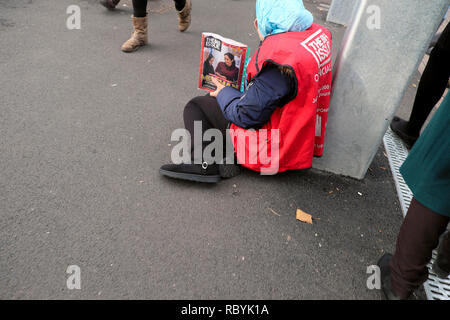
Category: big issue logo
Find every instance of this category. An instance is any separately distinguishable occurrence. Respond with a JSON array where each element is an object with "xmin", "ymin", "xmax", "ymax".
[{"xmin": 301, "ymin": 29, "xmax": 331, "ymax": 68}]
